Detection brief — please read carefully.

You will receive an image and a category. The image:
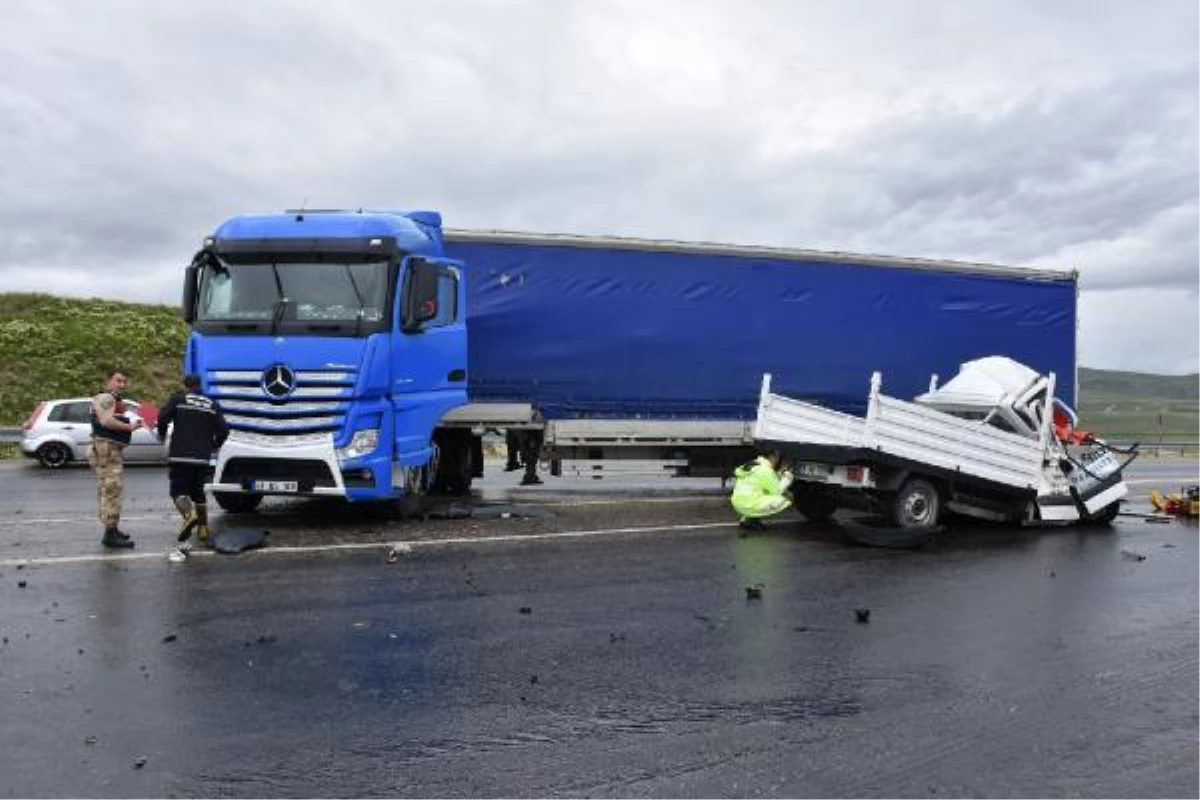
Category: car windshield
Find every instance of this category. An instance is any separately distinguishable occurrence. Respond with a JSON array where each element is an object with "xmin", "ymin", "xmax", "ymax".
[{"xmin": 196, "ymin": 256, "xmax": 392, "ymax": 334}]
